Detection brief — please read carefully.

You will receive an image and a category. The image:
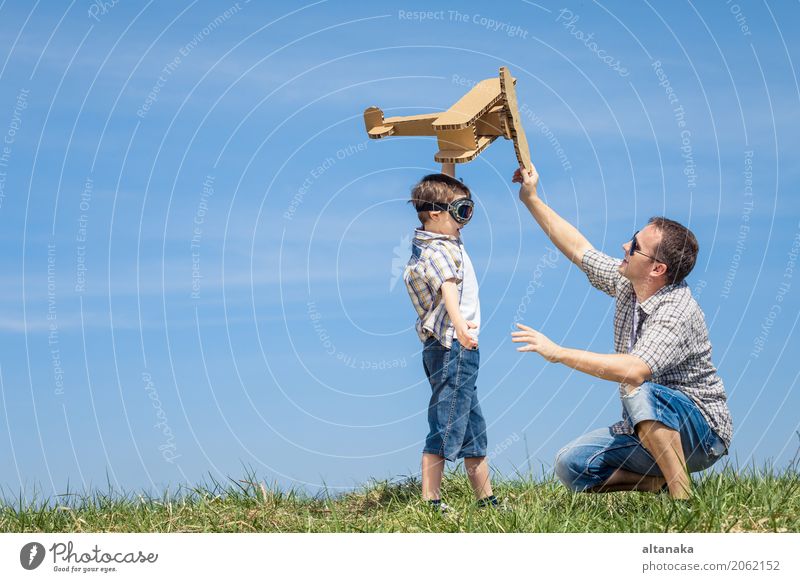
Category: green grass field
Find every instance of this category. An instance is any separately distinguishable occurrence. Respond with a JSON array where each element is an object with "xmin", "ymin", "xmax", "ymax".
[{"xmin": 2, "ymin": 461, "xmax": 798, "ymax": 533}]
